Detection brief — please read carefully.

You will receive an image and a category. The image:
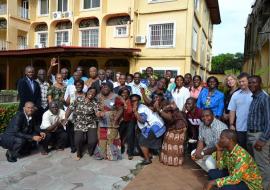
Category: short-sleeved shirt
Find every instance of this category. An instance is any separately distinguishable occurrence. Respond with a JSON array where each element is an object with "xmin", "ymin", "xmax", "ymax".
[
  {"xmin": 128, "ymin": 82, "xmax": 147, "ymax": 97},
  {"xmin": 198, "ymin": 118, "xmax": 227, "ymax": 149},
  {"xmin": 69, "ymin": 96, "xmax": 99, "ymax": 132},
  {"xmin": 228, "ymin": 89, "xmax": 253, "ymax": 132},
  {"xmin": 40, "ymin": 109, "xmax": 65, "ymax": 130}
]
